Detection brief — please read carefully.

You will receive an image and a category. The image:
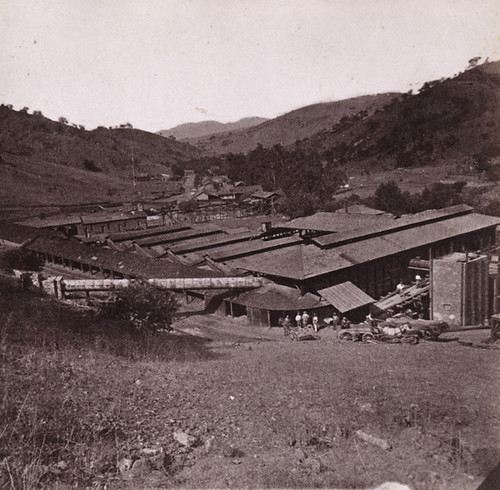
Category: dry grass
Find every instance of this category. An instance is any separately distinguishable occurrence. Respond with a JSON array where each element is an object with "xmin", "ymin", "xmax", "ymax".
[{"xmin": 1, "ymin": 277, "xmax": 499, "ymax": 489}]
